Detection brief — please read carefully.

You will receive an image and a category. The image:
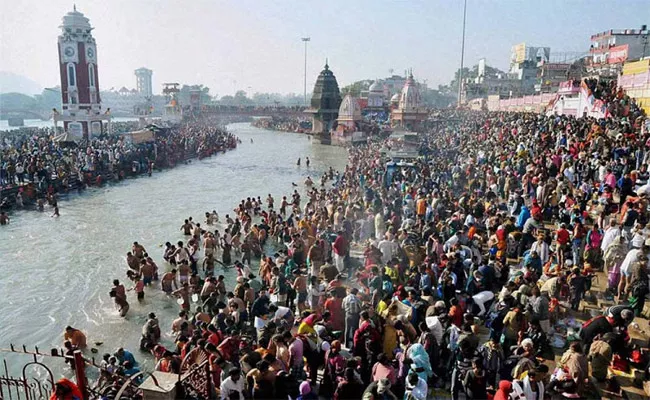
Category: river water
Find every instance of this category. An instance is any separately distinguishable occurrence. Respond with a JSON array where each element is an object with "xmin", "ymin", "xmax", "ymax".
[{"xmin": 0, "ymin": 123, "xmax": 348, "ymax": 376}]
